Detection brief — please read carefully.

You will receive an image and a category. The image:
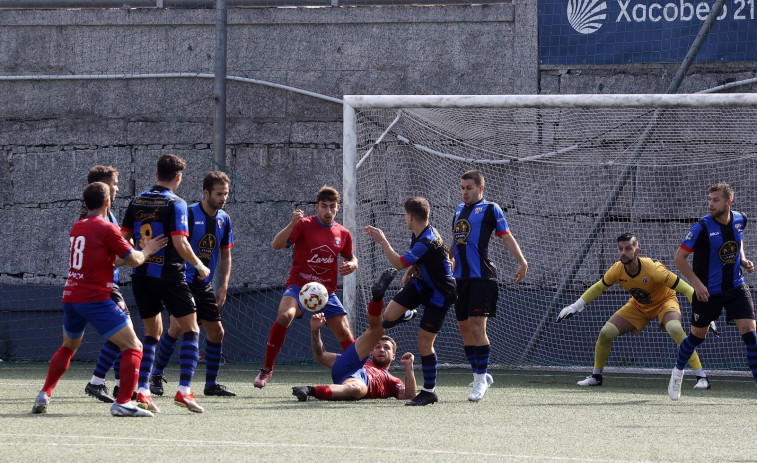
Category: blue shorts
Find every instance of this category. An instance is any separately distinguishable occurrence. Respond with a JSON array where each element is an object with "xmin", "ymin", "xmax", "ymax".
[
  {"xmin": 331, "ymin": 342, "xmax": 370, "ymax": 385},
  {"xmin": 283, "ymin": 285, "xmax": 347, "ymax": 319},
  {"xmin": 63, "ymin": 298, "xmax": 130, "ymax": 340}
]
